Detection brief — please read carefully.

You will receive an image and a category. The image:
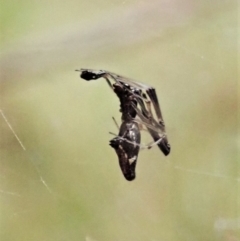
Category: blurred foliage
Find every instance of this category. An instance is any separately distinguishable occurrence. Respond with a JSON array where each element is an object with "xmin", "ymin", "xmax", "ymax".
[{"xmin": 0, "ymin": 0, "xmax": 239, "ymax": 241}]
